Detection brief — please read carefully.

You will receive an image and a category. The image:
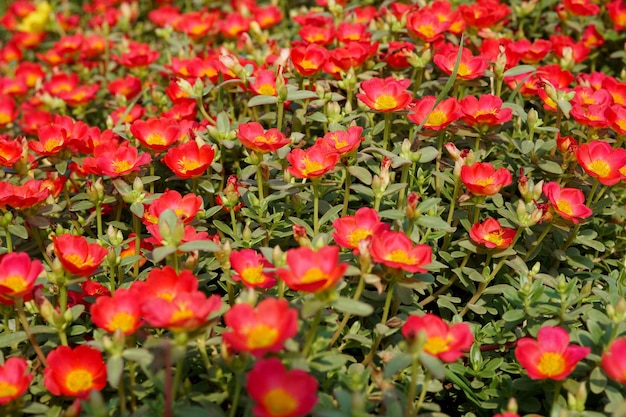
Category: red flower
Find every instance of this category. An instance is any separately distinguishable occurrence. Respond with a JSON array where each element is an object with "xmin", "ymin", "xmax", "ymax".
[
  {"xmin": 460, "ymin": 95, "xmax": 513, "ymax": 128},
  {"xmin": 276, "ymin": 246, "xmax": 348, "ymax": 293},
  {"xmin": 406, "ymin": 9, "xmax": 450, "ymax": 42},
  {"xmin": 336, "ymin": 22, "xmax": 370, "ymax": 43},
  {"xmin": 108, "ymin": 75, "xmax": 142, "ymax": 99},
  {"xmin": 286, "ymin": 142, "xmax": 339, "ymax": 179},
  {"xmin": 576, "ymin": 140, "xmax": 626, "ymax": 186},
  {"xmin": 290, "ymin": 43, "xmax": 328, "ymax": 77},
  {"xmin": 563, "ymin": 0, "xmax": 600, "ymax": 16},
  {"xmin": 0, "ymin": 95, "xmax": 17, "ymax": 127},
  {"xmin": 515, "ymin": 326, "xmax": 590, "ymax": 380},
  {"xmin": 469, "ymin": 218, "xmax": 517, "ymax": 249},
  {"xmin": 407, "ymin": 96, "xmax": 462, "ymax": 131},
  {"xmin": 608, "ymin": 0, "xmax": 626, "ymax": 31},
  {"xmin": 246, "ymin": 358, "xmax": 318, "ymax": 417},
  {"xmin": 219, "ymin": 12, "xmax": 251, "ymax": 39},
  {"xmin": 223, "ymin": 298, "xmax": 298, "ymax": 357},
  {"xmin": 0, "ymin": 252, "xmax": 43, "ymax": 301},
  {"xmin": 143, "ymin": 189, "xmax": 203, "ymax": 226},
  {"xmin": 58, "ymin": 84, "xmax": 99, "ymax": 107},
  {"xmin": 230, "ymin": 249, "xmax": 277, "ymax": 289},
  {"xmin": 383, "ymin": 41, "xmax": 415, "ymax": 70},
  {"xmin": 402, "ymin": 313, "xmax": 474, "ymax": 362},
  {"xmin": 370, "ymin": 230, "xmax": 432, "ymax": 273},
  {"xmin": 130, "ymin": 117, "xmax": 182, "ymax": 152},
  {"xmin": 0, "ymin": 357, "xmax": 32, "ymax": 405},
  {"xmin": 543, "ymin": 181, "xmax": 593, "ymax": 224},
  {"xmin": 433, "ymin": 45, "xmax": 489, "ymax": 80},
  {"xmin": 332, "ymin": 207, "xmax": 389, "ymax": 253},
  {"xmin": 29, "ymin": 124, "xmax": 68, "ymax": 156},
  {"xmin": 52, "ymin": 234, "xmax": 108, "ymax": 277},
  {"xmin": 507, "ymin": 39, "xmax": 551, "ymax": 64},
  {"xmin": 113, "ymin": 41, "xmax": 160, "ymax": 68},
  {"xmin": 253, "ymin": 5, "xmax": 283, "ymax": 29},
  {"xmin": 0, "ymin": 180, "xmax": 50, "ymax": 211},
  {"xmin": 236, "ymin": 122, "xmax": 290, "ymax": 154},
  {"xmin": 163, "ymin": 140, "xmax": 215, "ymax": 179},
  {"xmin": 320, "ymin": 126, "xmax": 364, "ymax": 156},
  {"xmin": 298, "ymin": 24, "xmax": 334, "ymax": 46},
  {"xmin": 130, "ymin": 266, "xmax": 199, "ymax": 301},
  {"xmin": 606, "ymin": 104, "xmax": 626, "ymax": 135},
  {"xmin": 142, "ymin": 291, "xmax": 222, "ymax": 332},
  {"xmin": 460, "ymin": 162, "xmax": 512, "ymax": 196},
  {"xmin": 458, "ymin": 0, "xmax": 510, "ymax": 29},
  {"xmin": 249, "ymin": 70, "xmax": 278, "ymax": 96},
  {"xmin": 0, "ymin": 135, "xmax": 23, "ymax": 167},
  {"xmin": 90, "ymin": 289, "xmax": 143, "ymax": 335},
  {"xmin": 357, "ymin": 77, "xmax": 412, "ymax": 112},
  {"xmin": 44, "ymin": 345, "xmax": 107, "ymax": 398},
  {"xmin": 83, "ymin": 142, "xmax": 152, "ymax": 177},
  {"xmin": 601, "ymin": 337, "xmax": 626, "ymax": 385}
]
